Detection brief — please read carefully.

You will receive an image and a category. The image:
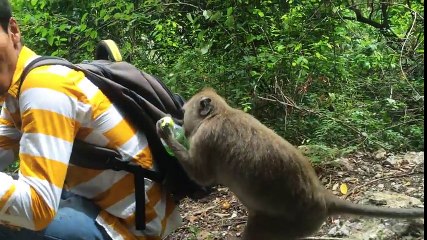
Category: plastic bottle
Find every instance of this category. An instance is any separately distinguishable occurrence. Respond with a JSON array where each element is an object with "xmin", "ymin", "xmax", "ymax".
[{"xmin": 159, "ymin": 117, "xmax": 189, "ymax": 156}]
